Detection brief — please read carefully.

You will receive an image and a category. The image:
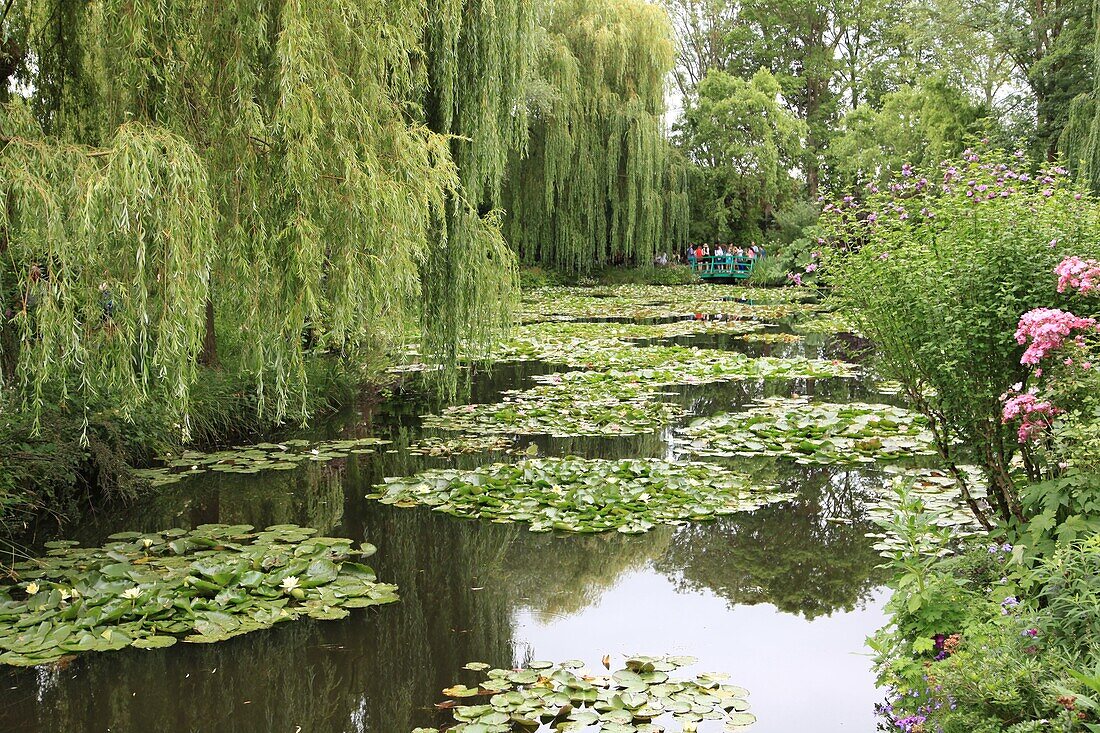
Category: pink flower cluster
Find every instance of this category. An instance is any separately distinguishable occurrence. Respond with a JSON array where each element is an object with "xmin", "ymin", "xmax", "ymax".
[
  {"xmin": 1055, "ymin": 256, "xmax": 1100, "ymax": 295},
  {"xmin": 1014, "ymin": 308, "xmax": 1098, "ymax": 365},
  {"xmin": 1002, "ymin": 391, "xmax": 1061, "ymax": 443}
]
